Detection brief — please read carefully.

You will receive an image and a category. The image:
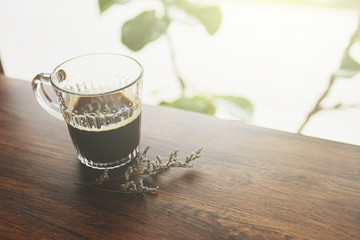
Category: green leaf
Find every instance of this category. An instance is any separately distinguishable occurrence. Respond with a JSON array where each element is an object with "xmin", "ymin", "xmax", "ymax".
[
  {"xmin": 98, "ymin": 0, "xmax": 130, "ymax": 13},
  {"xmin": 212, "ymin": 96, "xmax": 253, "ymax": 122},
  {"xmin": 335, "ymin": 50, "xmax": 360, "ymax": 78},
  {"xmin": 174, "ymin": 0, "xmax": 222, "ymax": 35},
  {"xmin": 356, "ymin": 34, "xmax": 360, "ymax": 43},
  {"xmin": 160, "ymin": 96, "xmax": 216, "ymax": 115},
  {"xmin": 122, "ymin": 11, "xmax": 171, "ymax": 51},
  {"xmin": 160, "ymin": 95, "xmax": 253, "ymax": 121}
]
